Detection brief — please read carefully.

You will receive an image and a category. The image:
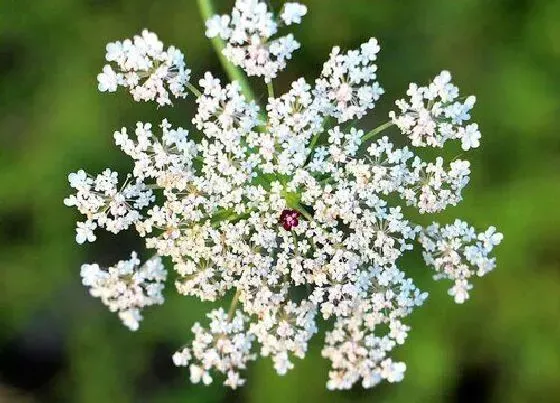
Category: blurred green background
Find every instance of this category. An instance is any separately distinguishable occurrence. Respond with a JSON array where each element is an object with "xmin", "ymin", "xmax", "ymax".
[{"xmin": 1, "ymin": 0, "xmax": 559, "ymax": 402}]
